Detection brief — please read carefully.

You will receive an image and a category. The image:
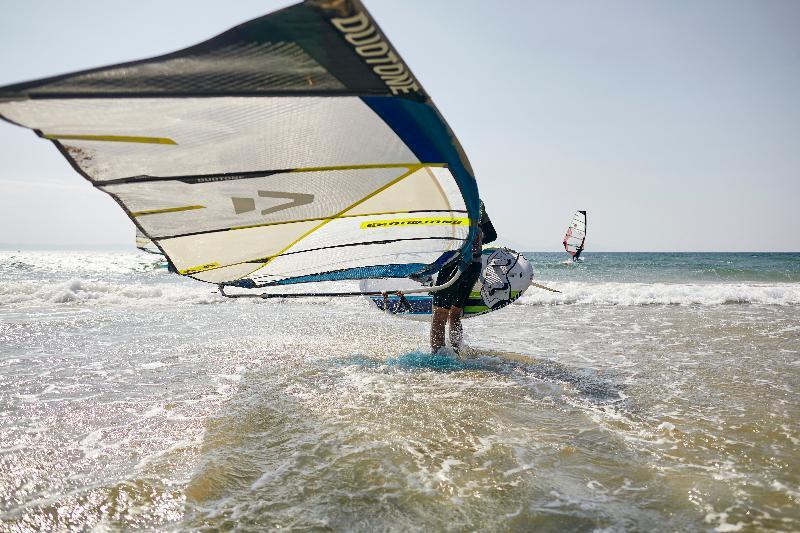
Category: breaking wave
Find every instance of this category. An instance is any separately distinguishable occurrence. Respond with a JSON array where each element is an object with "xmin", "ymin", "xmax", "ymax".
[
  {"xmin": 0, "ymin": 278, "xmax": 222, "ymax": 307},
  {"xmin": 520, "ymin": 281, "xmax": 800, "ymax": 306},
  {"xmin": 2, "ymin": 278, "xmax": 799, "ymax": 309}
]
